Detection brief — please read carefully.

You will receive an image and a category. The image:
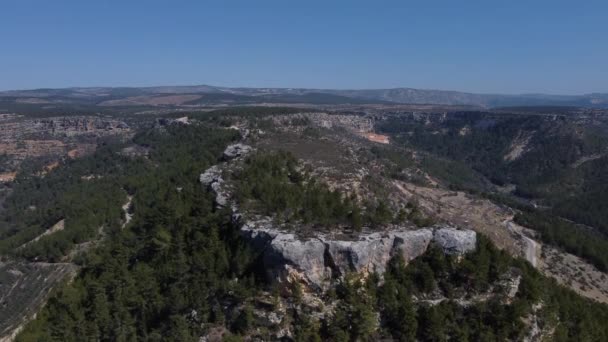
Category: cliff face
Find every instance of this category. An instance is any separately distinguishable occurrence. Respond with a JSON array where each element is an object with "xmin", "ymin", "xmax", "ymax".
[
  {"xmin": 0, "ymin": 116, "xmax": 129, "ymax": 140},
  {"xmin": 239, "ymin": 220, "xmax": 475, "ymax": 290},
  {"xmin": 32, "ymin": 117, "xmax": 129, "ymax": 137},
  {"xmin": 201, "ymin": 145, "xmax": 477, "ymax": 291}
]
